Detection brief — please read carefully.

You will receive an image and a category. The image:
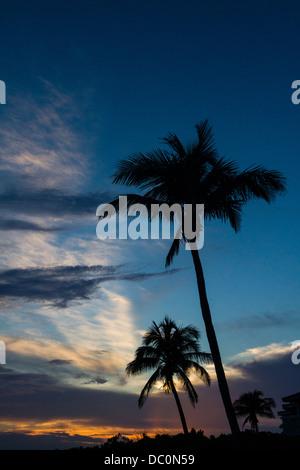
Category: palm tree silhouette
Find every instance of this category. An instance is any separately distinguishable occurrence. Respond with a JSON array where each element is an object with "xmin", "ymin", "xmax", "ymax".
[
  {"xmin": 233, "ymin": 390, "xmax": 276, "ymax": 432},
  {"xmin": 126, "ymin": 316, "xmax": 212, "ymax": 435},
  {"xmin": 111, "ymin": 120, "xmax": 286, "ymax": 439}
]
